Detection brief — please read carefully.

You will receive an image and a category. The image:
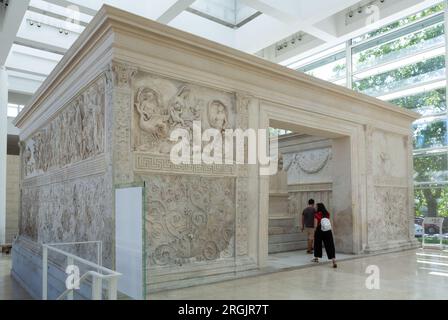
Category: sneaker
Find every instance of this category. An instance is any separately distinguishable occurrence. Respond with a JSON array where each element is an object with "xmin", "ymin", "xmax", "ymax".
[
  {"xmin": 333, "ymin": 263, "xmax": 337, "ymax": 268},
  {"xmin": 311, "ymin": 258, "xmax": 319, "ymax": 263}
]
